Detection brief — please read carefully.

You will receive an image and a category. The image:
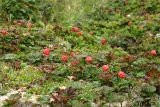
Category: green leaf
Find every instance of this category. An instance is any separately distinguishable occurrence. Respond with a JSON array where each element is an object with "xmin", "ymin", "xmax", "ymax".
[
  {"xmin": 4, "ymin": 53, "xmax": 18, "ymax": 60},
  {"xmin": 142, "ymin": 84, "xmax": 156, "ymax": 93},
  {"xmin": 136, "ymin": 72, "xmax": 145, "ymax": 78}
]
